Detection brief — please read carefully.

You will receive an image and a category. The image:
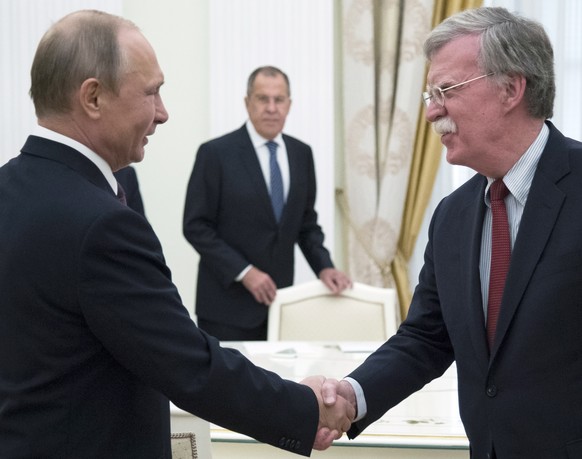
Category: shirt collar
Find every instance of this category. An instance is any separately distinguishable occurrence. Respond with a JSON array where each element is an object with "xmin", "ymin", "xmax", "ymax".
[
  {"xmin": 33, "ymin": 125, "xmax": 118, "ymax": 193},
  {"xmin": 245, "ymin": 120, "xmax": 284, "ymax": 149},
  {"xmin": 485, "ymin": 123, "xmax": 549, "ymax": 206}
]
